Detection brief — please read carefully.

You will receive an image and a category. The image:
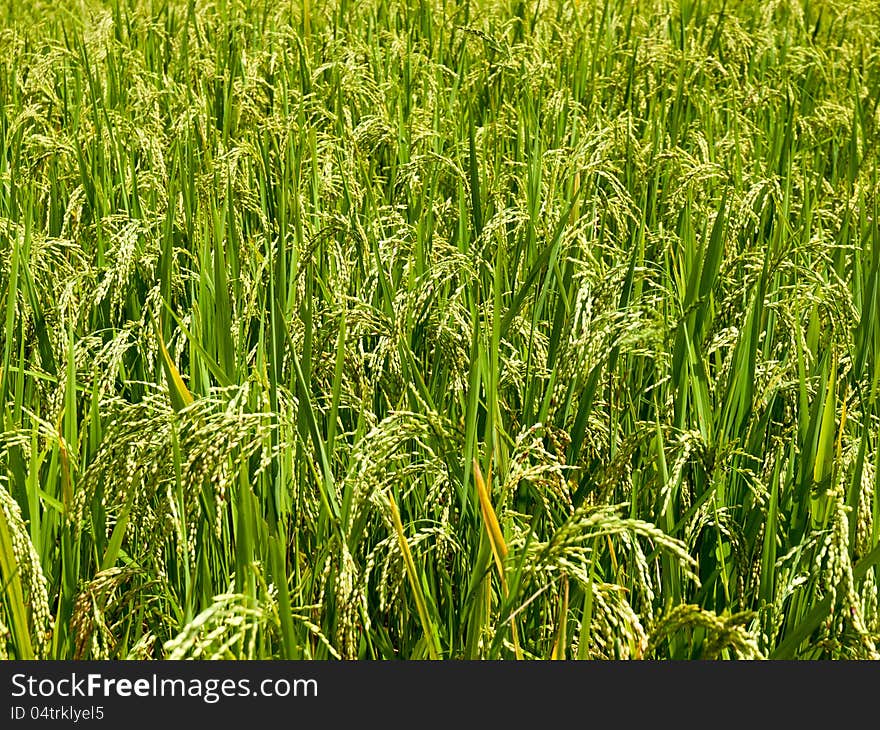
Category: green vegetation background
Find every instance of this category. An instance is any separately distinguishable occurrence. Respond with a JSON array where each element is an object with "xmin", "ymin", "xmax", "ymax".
[{"xmin": 1, "ymin": 0, "xmax": 879, "ymax": 659}]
